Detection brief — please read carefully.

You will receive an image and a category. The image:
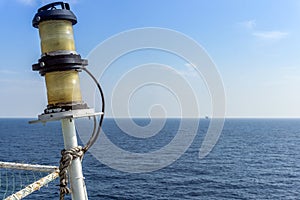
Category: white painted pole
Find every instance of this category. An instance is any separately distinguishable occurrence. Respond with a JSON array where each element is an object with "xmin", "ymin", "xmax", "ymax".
[{"xmin": 61, "ymin": 118, "xmax": 88, "ymax": 200}]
